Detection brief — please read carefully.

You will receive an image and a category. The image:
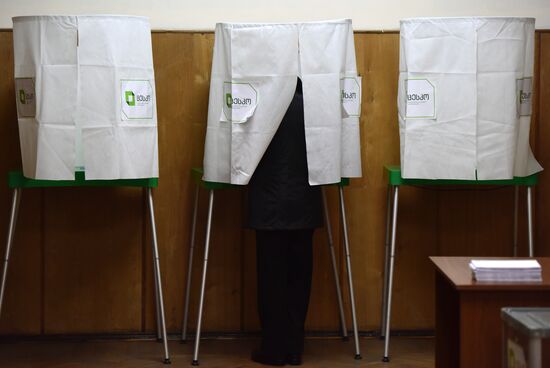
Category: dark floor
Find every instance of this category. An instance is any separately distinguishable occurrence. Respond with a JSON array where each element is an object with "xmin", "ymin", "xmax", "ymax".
[{"xmin": 0, "ymin": 336, "xmax": 433, "ymax": 367}]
